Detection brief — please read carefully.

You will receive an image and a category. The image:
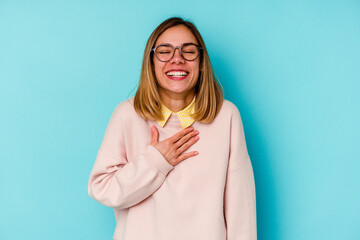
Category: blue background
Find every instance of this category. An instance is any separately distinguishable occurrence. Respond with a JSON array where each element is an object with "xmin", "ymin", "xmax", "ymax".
[{"xmin": 1, "ymin": 0, "xmax": 359, "ymax": 239}]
